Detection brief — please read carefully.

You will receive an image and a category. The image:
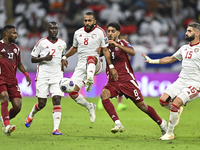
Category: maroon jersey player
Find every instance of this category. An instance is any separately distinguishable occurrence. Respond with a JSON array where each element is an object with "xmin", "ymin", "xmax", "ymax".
[
  {"xmin": 99, "ymin": 22, "xmax": 167, "ymax": 136},
  {"xmin": 0, "ymin": 25, "xmax": 31, "ymax": 136}
]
